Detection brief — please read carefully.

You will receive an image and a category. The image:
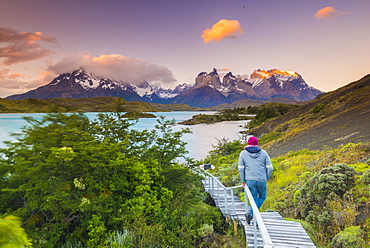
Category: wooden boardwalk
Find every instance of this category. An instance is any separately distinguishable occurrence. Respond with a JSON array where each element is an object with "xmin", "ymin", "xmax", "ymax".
[{"xmin": 202, "ymin": 177, "xmax": 316, "ymax": 248}]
